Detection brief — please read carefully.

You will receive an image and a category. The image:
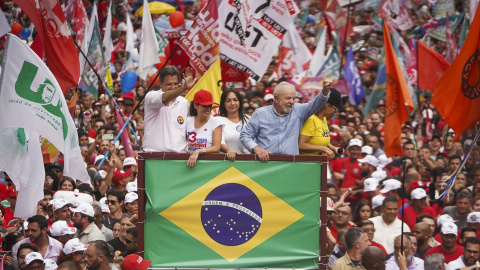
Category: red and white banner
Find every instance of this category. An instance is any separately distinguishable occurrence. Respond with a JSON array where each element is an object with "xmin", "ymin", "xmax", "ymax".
[
  {"xmin": 179, "ymin": 0, "xmax": 219, "ymax": 77},
  {"xmin": 276, "ymin": 24, "xmax": 312, "ymax": 77},
  {"xmin": 13, "ymin": 0, "xmax": 80, "ymax": 93},
  {"xmin": 219, "ymin": 0, "xmax": 298, "ymax": 80},
  {"xmin": 378, "ymin": 0, "xmax": 415, "ymax": 31}
]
